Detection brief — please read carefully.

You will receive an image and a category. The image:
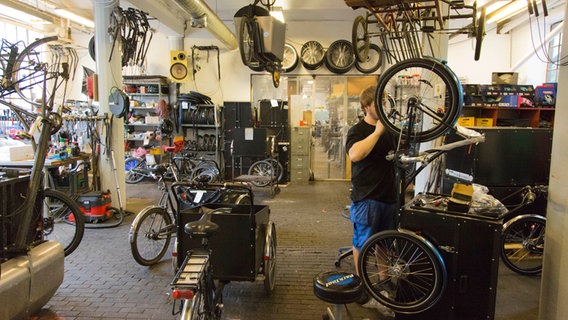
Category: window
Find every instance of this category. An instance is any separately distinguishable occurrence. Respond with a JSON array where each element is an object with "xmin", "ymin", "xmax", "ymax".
[{"xmin": 546, "ymin": 21, "xmax": 562, "ymax": 83}]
